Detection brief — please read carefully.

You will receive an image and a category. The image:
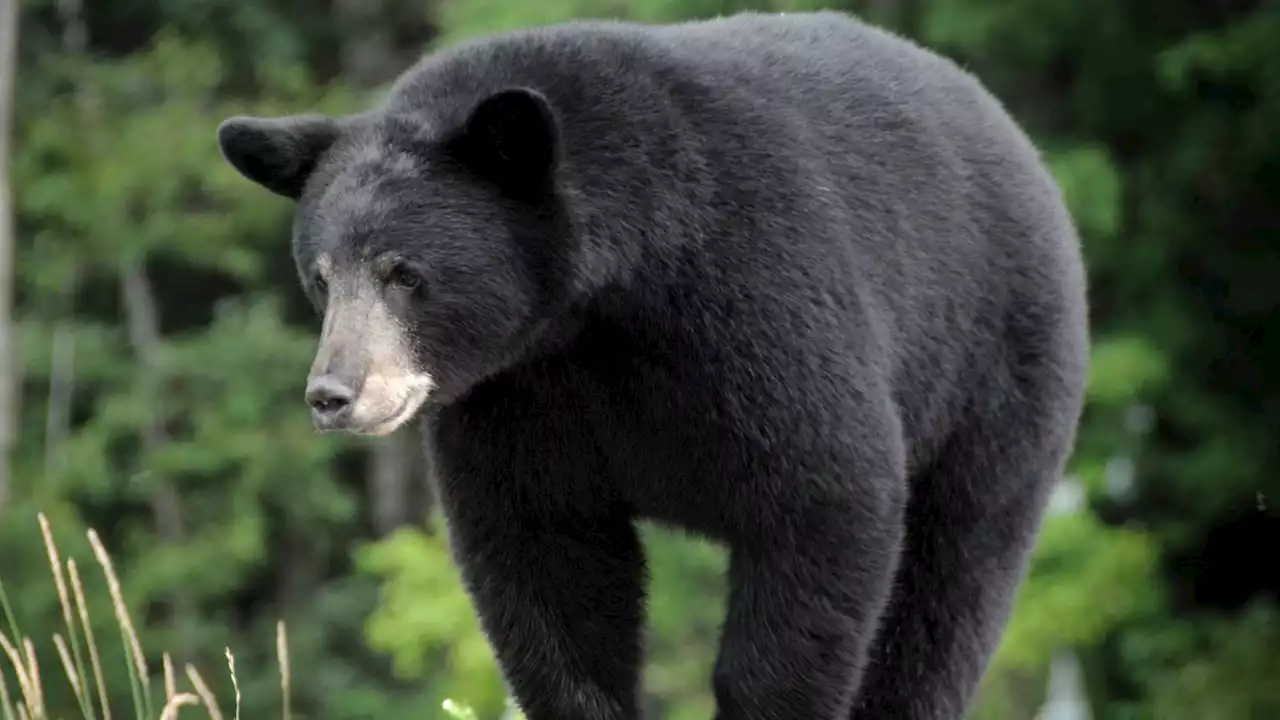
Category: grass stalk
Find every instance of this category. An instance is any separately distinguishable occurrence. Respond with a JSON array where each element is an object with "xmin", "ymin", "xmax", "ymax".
[
  {"xmin": 67, "ymin": 560, "xmax": 110, "ymax": 720},
  {"xmin": 37, "ymin": 514, "xmax": 94, "ymax": 720},
  {"xmin": 275, "ymin": 621, "xmax": 290, "ymax": 720},
  {"xmin": 85, "ymin": 530, "xmax": 149, "ymax": 720}
]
